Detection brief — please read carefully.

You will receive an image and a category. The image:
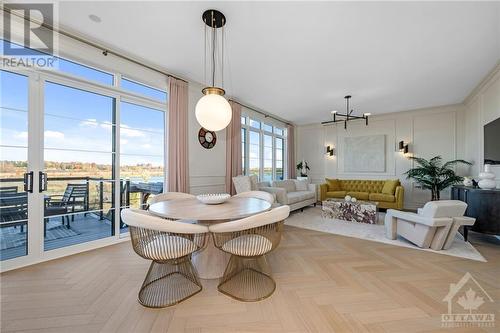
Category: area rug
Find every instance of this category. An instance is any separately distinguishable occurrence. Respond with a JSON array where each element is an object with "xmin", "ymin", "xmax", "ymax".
[{"xmin": 285, "ymin": 207, "xmax": 486, "ymax": 262}]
